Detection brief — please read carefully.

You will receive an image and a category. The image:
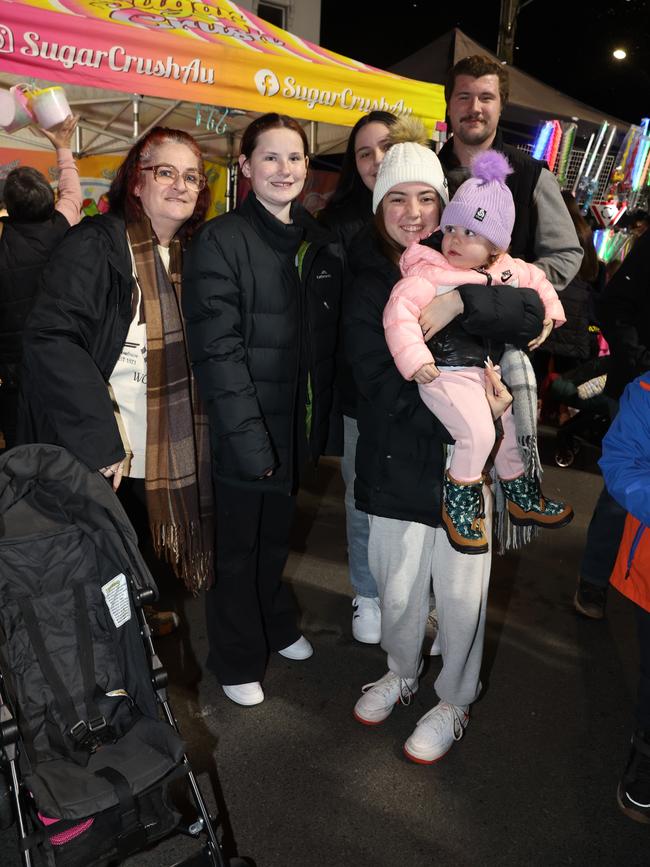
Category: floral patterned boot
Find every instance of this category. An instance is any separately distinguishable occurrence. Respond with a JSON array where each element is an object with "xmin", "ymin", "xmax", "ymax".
[
  {"xmin": 442, "ymin": 472, "xmax": 489, "ymax": 555},
  {"xmin": 500, "ymin": 474, "xmax": 574, "ymax": 529}
]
